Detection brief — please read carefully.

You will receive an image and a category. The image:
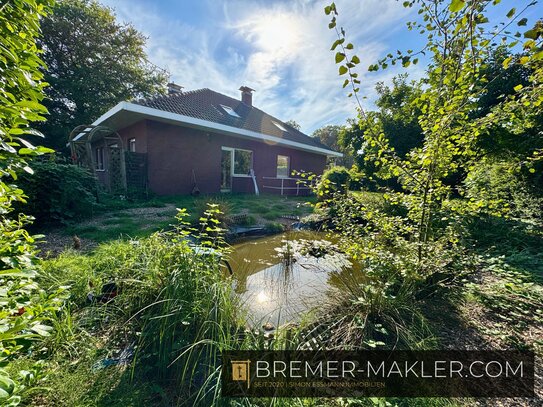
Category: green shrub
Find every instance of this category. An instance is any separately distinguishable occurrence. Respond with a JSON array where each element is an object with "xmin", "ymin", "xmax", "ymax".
[
  {"xmin": 347, "ymin": 165, "xmax": 369, "ymax": 191},
  {"xmin": 316, "ymin": 166, "xmax": 351, "ymax": 201},
  {"xmin": 463, "ymin": 160, "xmax": 542, "ymax": 220},
  {"xmin": 16, "ymin": 159, "xmax": 97, "ymax": 226}
]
